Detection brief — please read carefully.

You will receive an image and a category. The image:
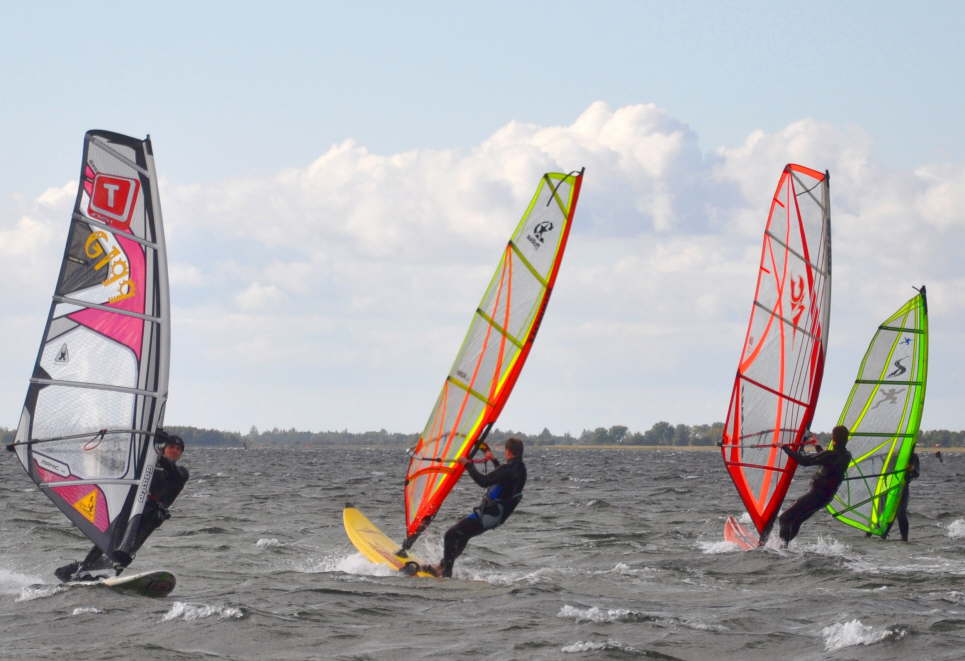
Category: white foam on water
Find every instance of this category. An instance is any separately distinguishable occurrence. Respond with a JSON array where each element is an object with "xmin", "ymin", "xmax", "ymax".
[
  {"xmin": 16, "ymin": 584, "xmax": 66, "ymax": 602},
  {"xmin": 558, "ymin": 604, "xmax": 639, "ymax": 623},
  {"xmin": 738, "ymin": 511, "xmax": 753, "ymax": 525},
  {"xmin": 602, "ymin": 562, "xmax": 658, "ymax": 578},
  {"xmin": 561, "ymin": 639, "xmax": 637, "ymax": 654},
  {"xmin": 821, "ymin": 619, "xmax": 904, "ymax": 652},
  {"xmin": 682, "ymin": 618, "xmax": 728, "ymax": 632},
  {"xmin": 0, "ymin": 567, "xmax": 45, "ymax": 596},
  {"xmin": 946, "ymin": 519, "xmax": 965, "ymax": 538},
  {"xmin": 469, "ymin": 565, "xmax": 554, "ymax": 586},
  {"xmin": 471, "ymin": 561, "xmax": 658, "ymax": 586},
  {"xmin": 698, "ymin": 539, "xmax": 740, "ymax": 554},
  {"xmin": 761, "ymin": 533, "xmax": 787, "ymax": 552},
  {"xmin": 798, "ymin": 536, "xmax": 851, "ymax": 557},
  {"xmin": 255, "ymin": 538, "xmax": 281, "ymax": 549},
  {"xmin": 71, "ymin": 607, "xmax": 104, "ymax": 616},
  {"xmin": 162, "ymin": 601, "xmax": 244, "ymax": 622},
  {"xmin": 332, "ymin": 552, "xmax": 397, "ymax": 577}
]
